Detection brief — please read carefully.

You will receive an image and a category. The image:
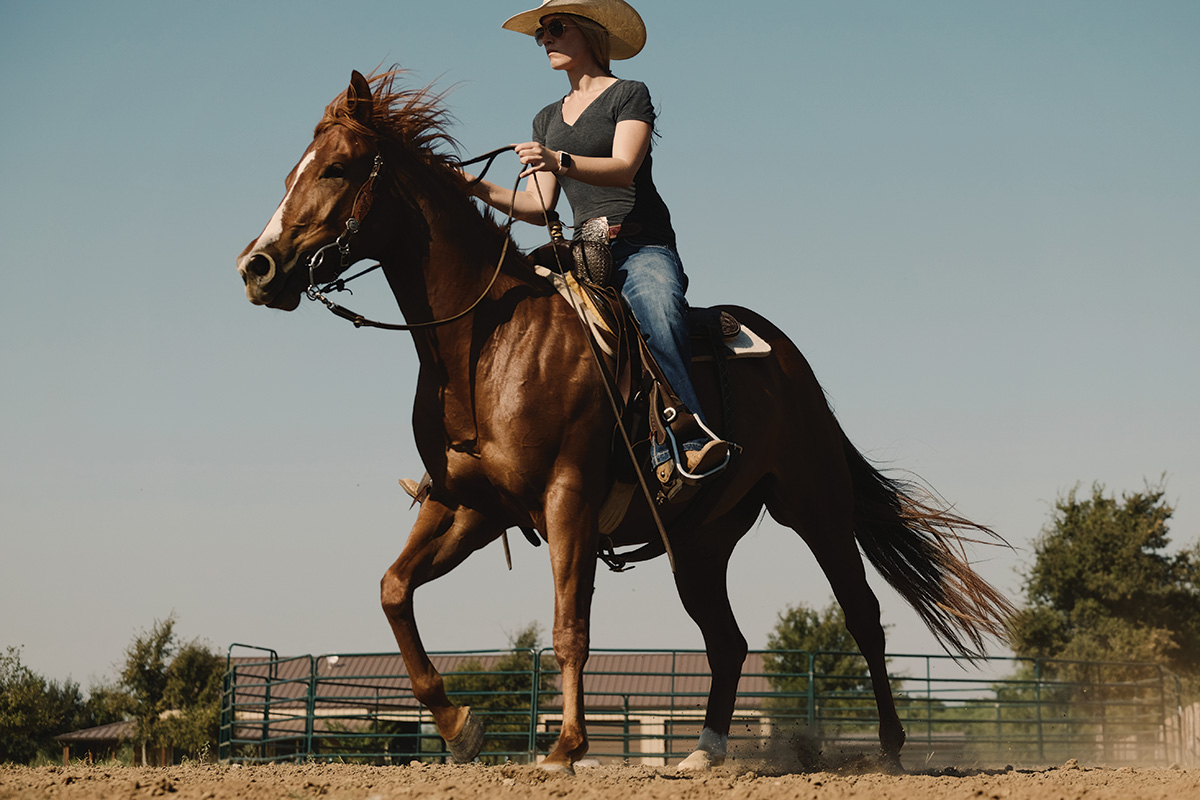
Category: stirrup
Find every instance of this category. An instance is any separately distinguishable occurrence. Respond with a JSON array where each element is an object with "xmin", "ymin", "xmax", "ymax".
[{"xmin": 663, "ymin": 423, "xmax": 732, "ymax": 484}]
